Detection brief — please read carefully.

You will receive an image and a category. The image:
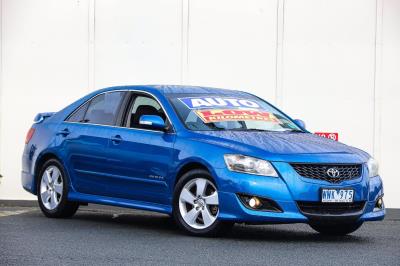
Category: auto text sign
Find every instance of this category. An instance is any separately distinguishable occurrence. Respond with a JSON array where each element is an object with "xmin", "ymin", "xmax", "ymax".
[{"xmin": 179, "ymin": 97, "xmax": 261, "ymax": 109}]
